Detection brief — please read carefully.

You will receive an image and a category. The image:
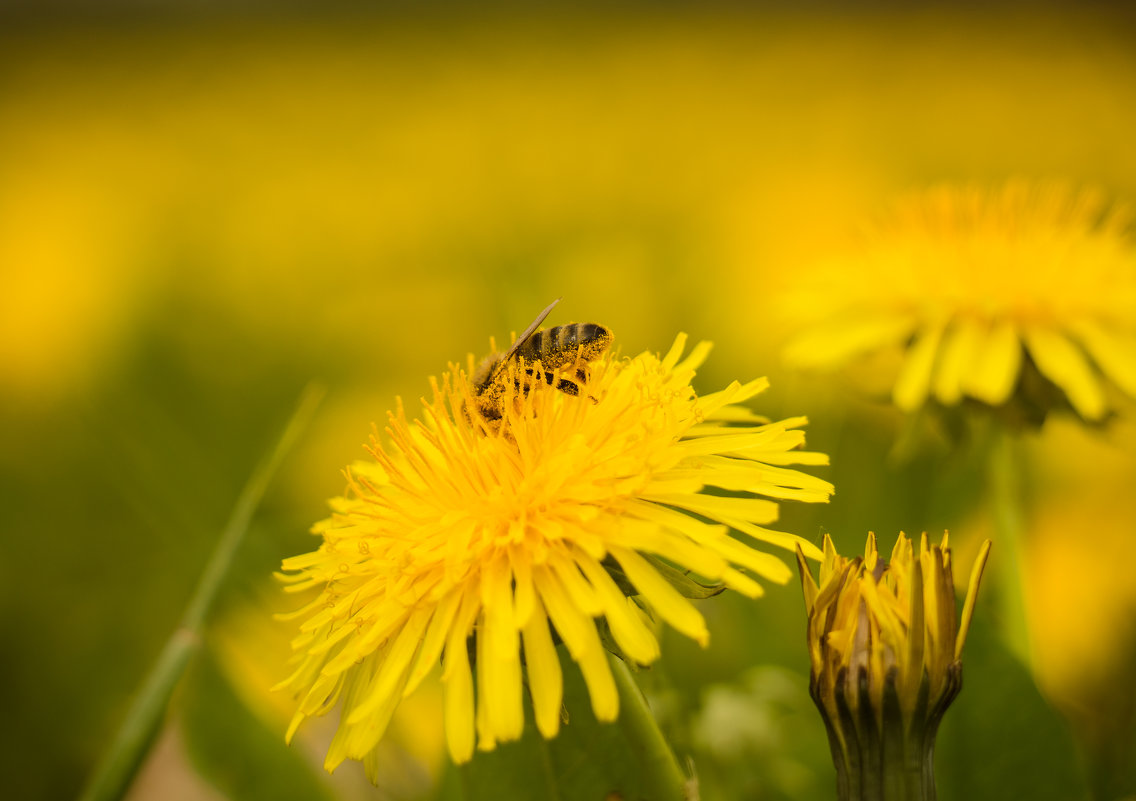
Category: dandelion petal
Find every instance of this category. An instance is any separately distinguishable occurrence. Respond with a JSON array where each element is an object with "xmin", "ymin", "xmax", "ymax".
[
  {"xmin": 1025, "ymin": 326, "xmax": 1106, "ymax": 419},
  {"xmin": 965, "ymin": 319, "xmax": 1021, "ymax": 405}
]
